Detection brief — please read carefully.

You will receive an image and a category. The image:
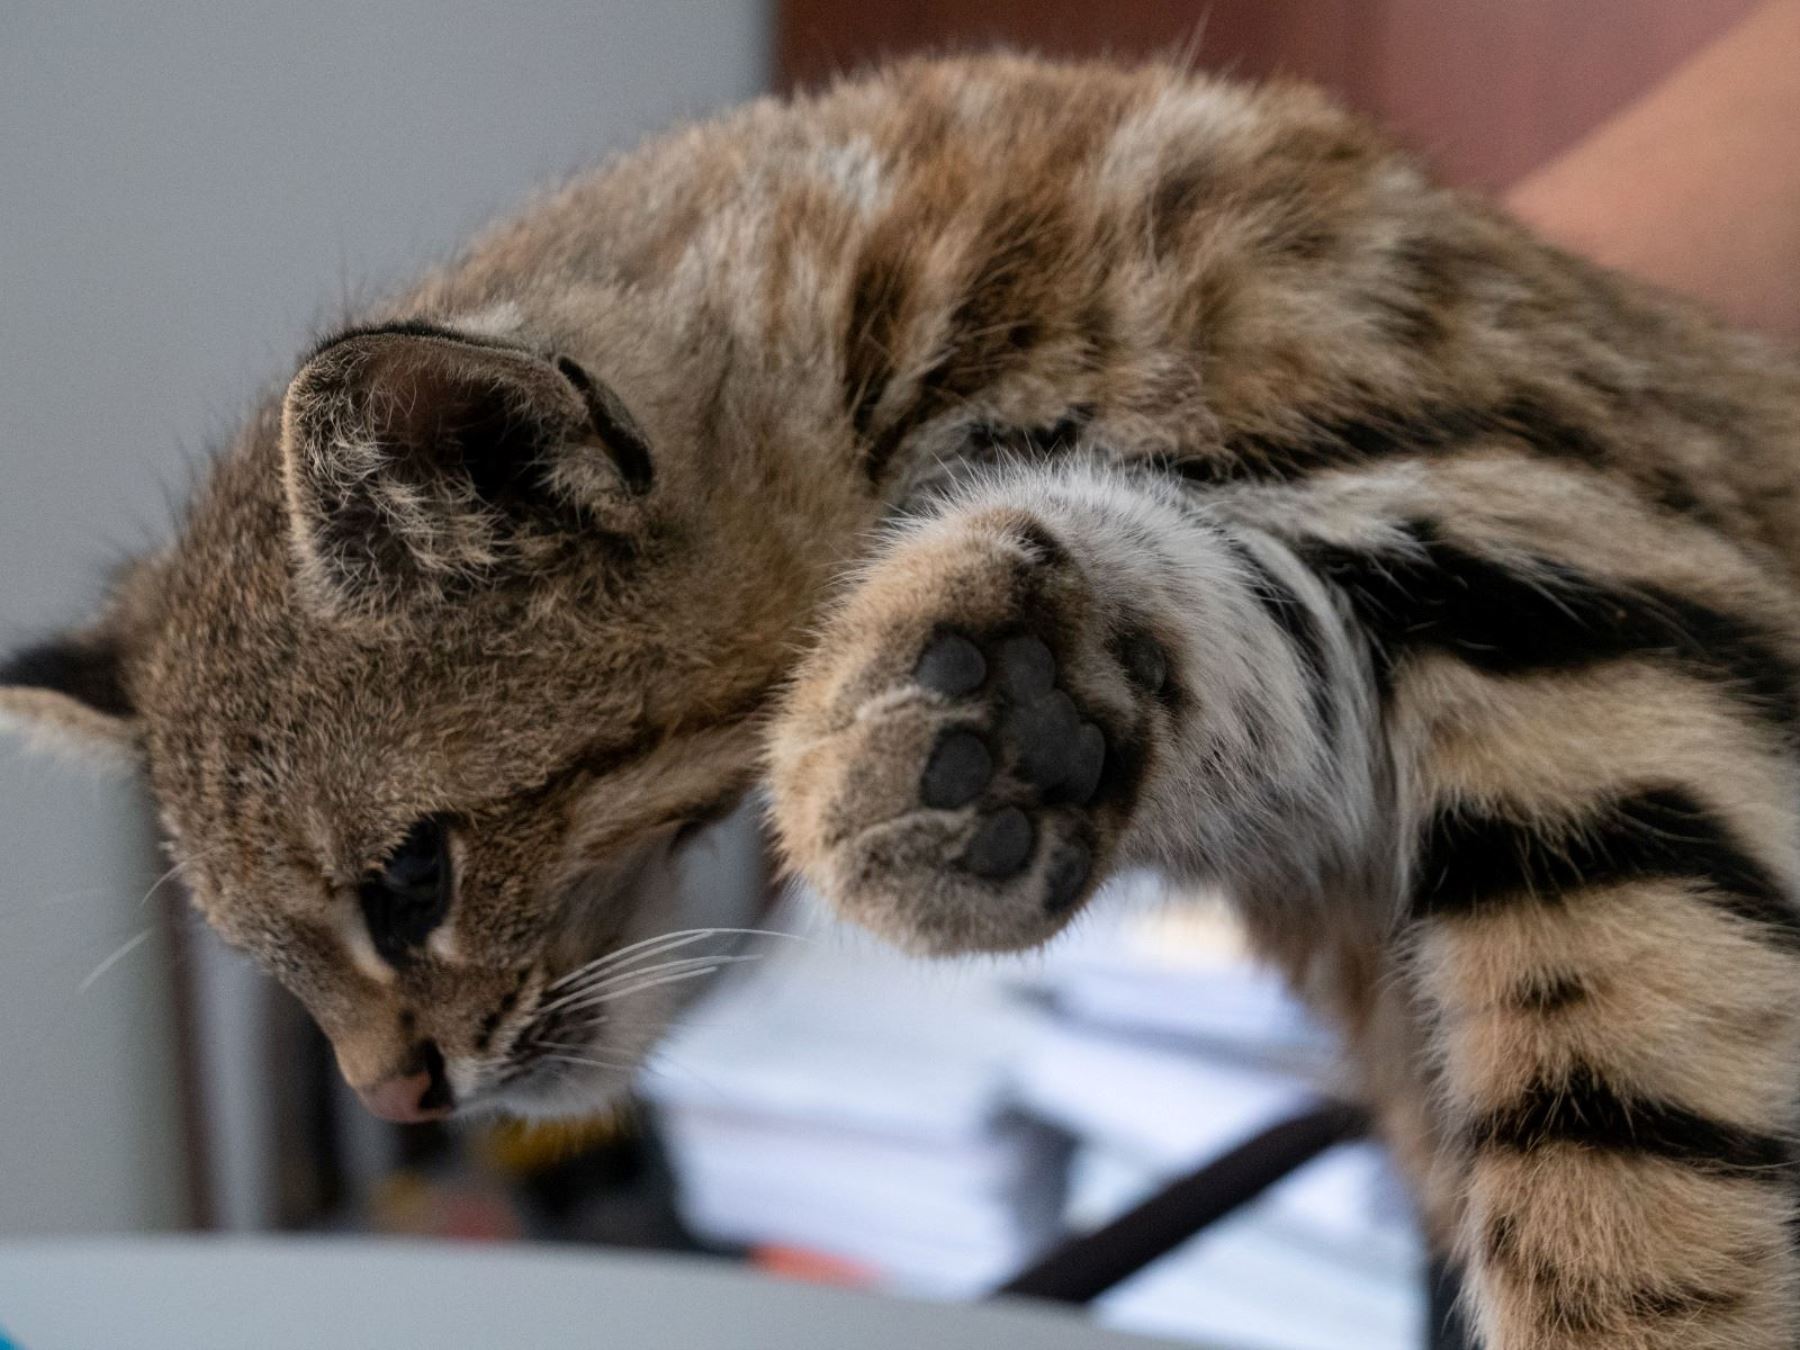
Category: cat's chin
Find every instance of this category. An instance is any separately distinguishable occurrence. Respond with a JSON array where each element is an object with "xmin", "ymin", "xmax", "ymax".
[{"xmin": 461, "ymin": 1061, "xmax": 636, "ymax": 1124}]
